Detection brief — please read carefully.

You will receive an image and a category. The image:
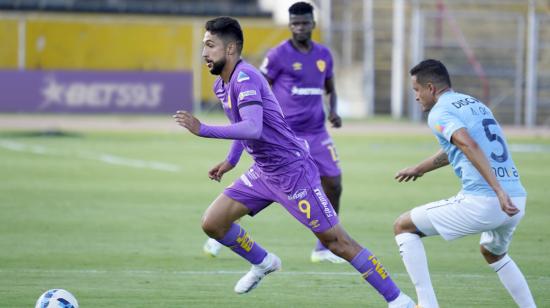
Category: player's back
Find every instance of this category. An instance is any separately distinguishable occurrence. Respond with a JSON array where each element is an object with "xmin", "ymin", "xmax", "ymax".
[{"xmin": 428, "ymin": 91, "xmax": 526, "ymax": 197}]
